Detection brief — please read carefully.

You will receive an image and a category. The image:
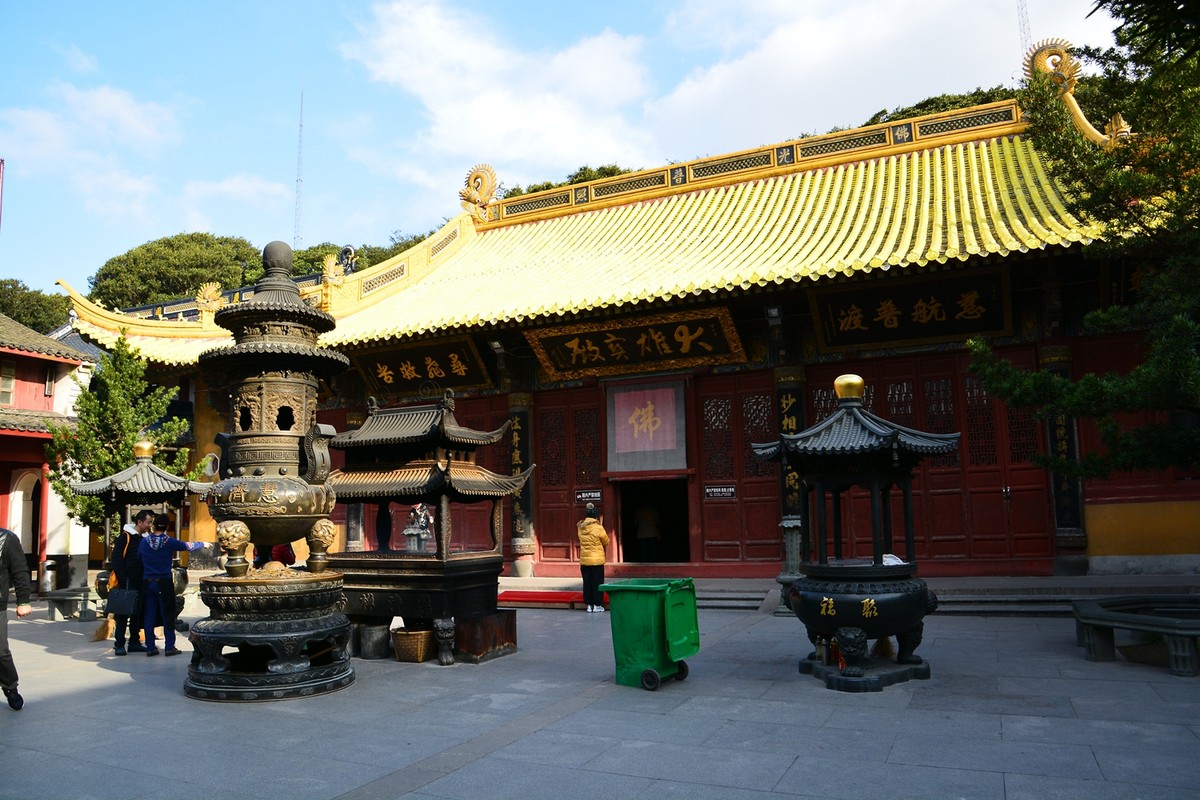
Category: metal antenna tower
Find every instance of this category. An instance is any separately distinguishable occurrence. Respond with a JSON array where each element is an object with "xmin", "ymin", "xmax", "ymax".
[
  {"xmin": 293, "ymin": 91, "xmax": 304, "ymax": 250},
  {"xmin": 1017, "ymin": 0, "xmax": 1032, "ymax": 53}
]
